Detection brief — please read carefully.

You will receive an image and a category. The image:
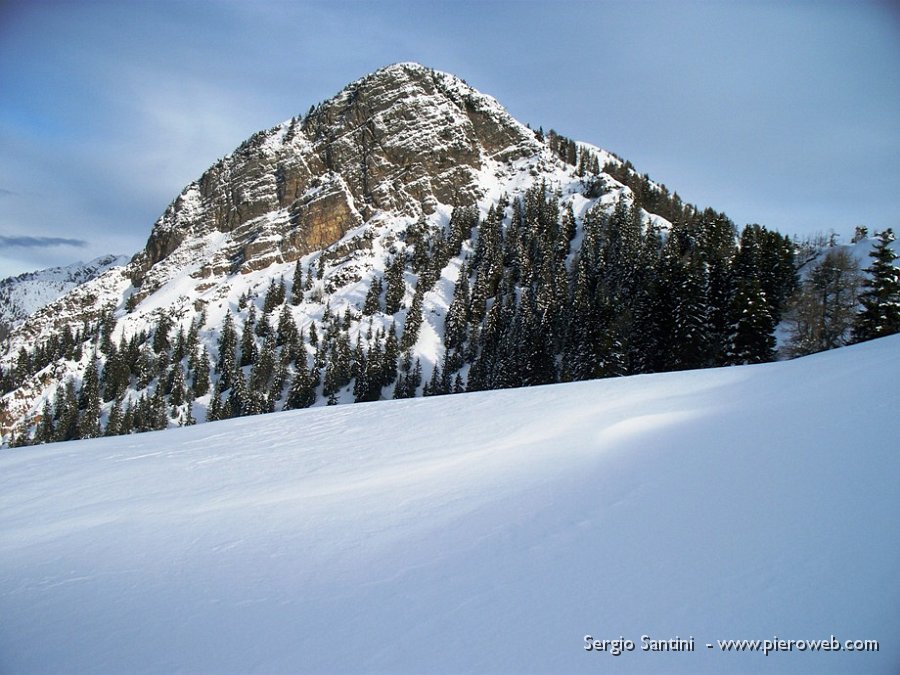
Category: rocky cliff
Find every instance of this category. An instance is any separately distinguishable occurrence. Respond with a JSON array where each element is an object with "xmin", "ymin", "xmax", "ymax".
[{"xmin": 130, "ymin": 63, "xmax": 540, "ymax": 291}]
